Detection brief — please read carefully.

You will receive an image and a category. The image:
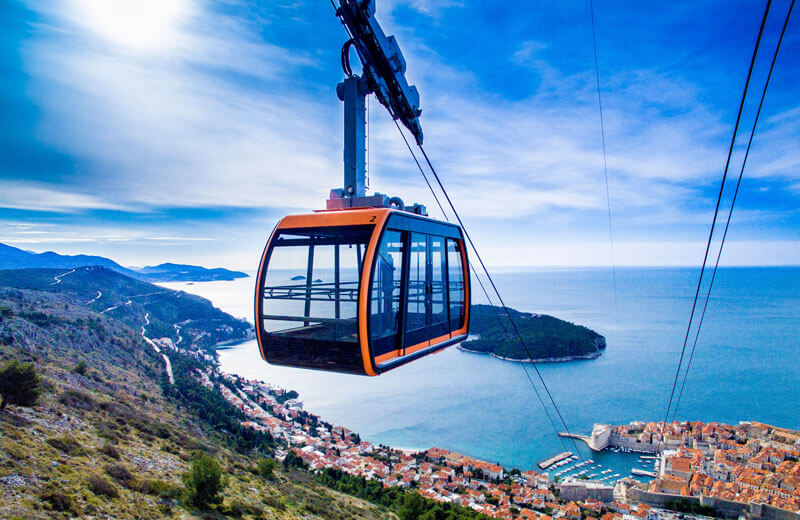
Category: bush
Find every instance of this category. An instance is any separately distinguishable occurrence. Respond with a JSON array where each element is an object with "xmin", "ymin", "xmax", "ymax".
[
  {"xmin": 46, "ymin": 435, "xmax": 86, "ymax": 456},
  {"xmin": 257, "ymin": 457, "xmax": 276, "ymax": 479},
  {"xmin": 0, "ymin": 304, "xmax": 13, "ymax": 318},
  {"xmin": 72, "ymin": 360, "xmax": 89, "ymax": 375},
  {"xmin": 40, "ymin": 489, "xmax": 74, "ymax": 513},
  {"xmin": 182, "ymin": 452, "xmax": 227, "ymax": 509},
  {"xmin": 221, "ymin": 499, "xmax": 263, "ymax": 518},
  {"xmin": 87, "ymin": 475, "xmax": 119, "ymax": 498},
  {"xmin": 99, "ymin": 443, "xmax": 120, "ymax": 459},
  {"xmin": 105, "ymin": 464, "xmax": 135, "ymax": 488},
  {"xmin": 282, "ymin": 451, "xmax": 308, "ymax": 470},
  {"xmin": 0, "ymin": 360, "xmax": 42, "ymax": 410},
  {"xmin": 136, "ymin": 478, "xmax": 180, "ymax": 499},
  {"xmin": 59, "ymin": 389, "xmax": 96, "ymax": 411}
]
